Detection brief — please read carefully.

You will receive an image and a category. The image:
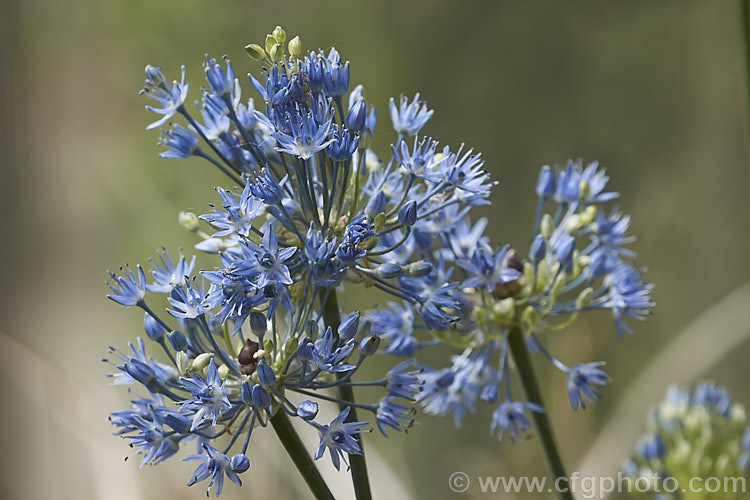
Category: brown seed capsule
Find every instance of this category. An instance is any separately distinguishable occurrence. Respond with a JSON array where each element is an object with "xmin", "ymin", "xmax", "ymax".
[{"xmin": 238, "ymin": 339, "xmax": 260, "ymax": 374}]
